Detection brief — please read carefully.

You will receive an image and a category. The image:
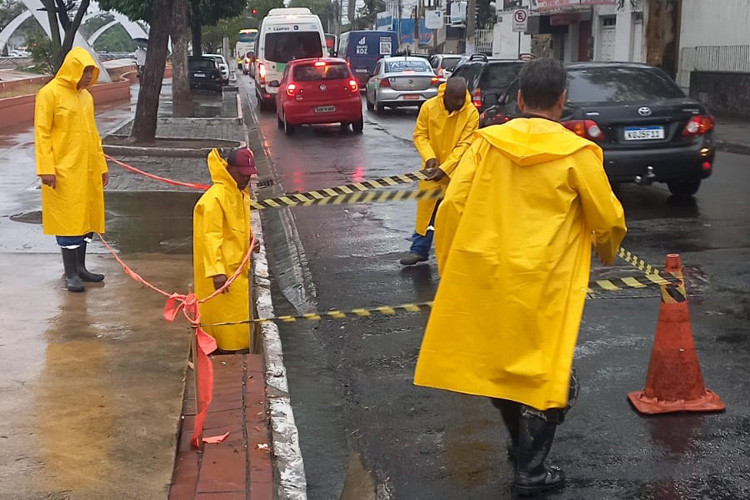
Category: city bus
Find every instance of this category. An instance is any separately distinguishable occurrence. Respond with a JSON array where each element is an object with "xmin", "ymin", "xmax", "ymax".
[{"xmin": 235, "ymin": 29, "xmax": 258, "ymax": 68}]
